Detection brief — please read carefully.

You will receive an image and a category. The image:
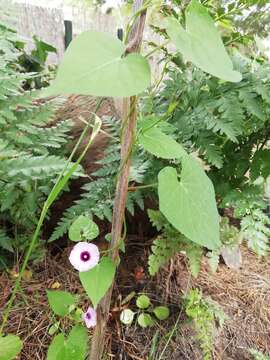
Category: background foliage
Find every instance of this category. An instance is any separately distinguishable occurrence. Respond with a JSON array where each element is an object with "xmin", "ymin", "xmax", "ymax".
[{"xmin": 0, "ymin": 22, "xmax": 78, "ymax": 266}]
